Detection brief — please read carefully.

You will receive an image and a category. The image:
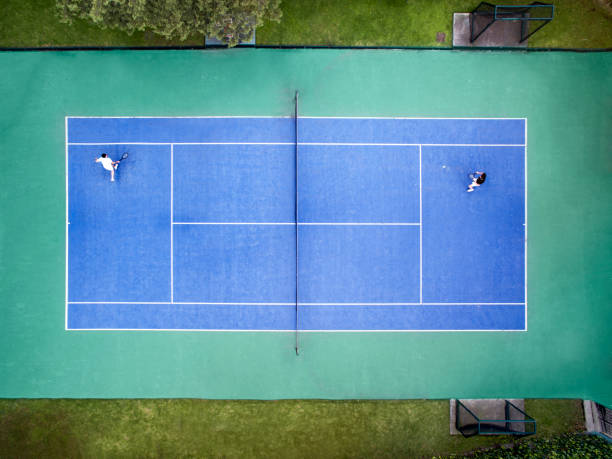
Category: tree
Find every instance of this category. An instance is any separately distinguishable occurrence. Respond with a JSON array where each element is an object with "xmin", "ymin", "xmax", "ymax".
[{"xmin": 56, "ymin": 0, "xmax": 282, "ymax": 47}]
